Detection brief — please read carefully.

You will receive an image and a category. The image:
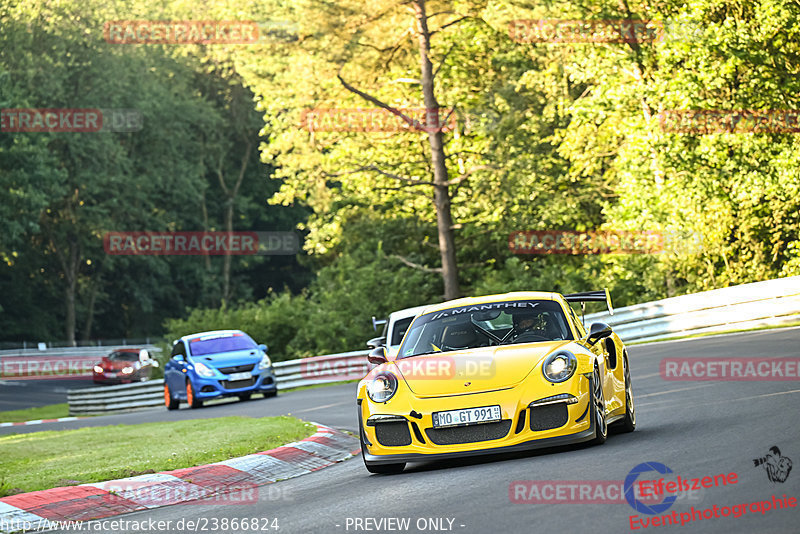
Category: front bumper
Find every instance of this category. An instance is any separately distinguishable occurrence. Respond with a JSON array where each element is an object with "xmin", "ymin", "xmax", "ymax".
[
  {"xmin": 192, "ymin": 369, "xmax": 277, "ymax": 399},
  {"xmin": 359, "ymin": 373, "xmax": 599, "ymax": 464},
  {"xmin": 362, "ymin": 420, "xmax": 596, "ymax": 464},
  {"xmin": 93, "ymin": 371, "xmax": 138, "ymax": 384}
]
